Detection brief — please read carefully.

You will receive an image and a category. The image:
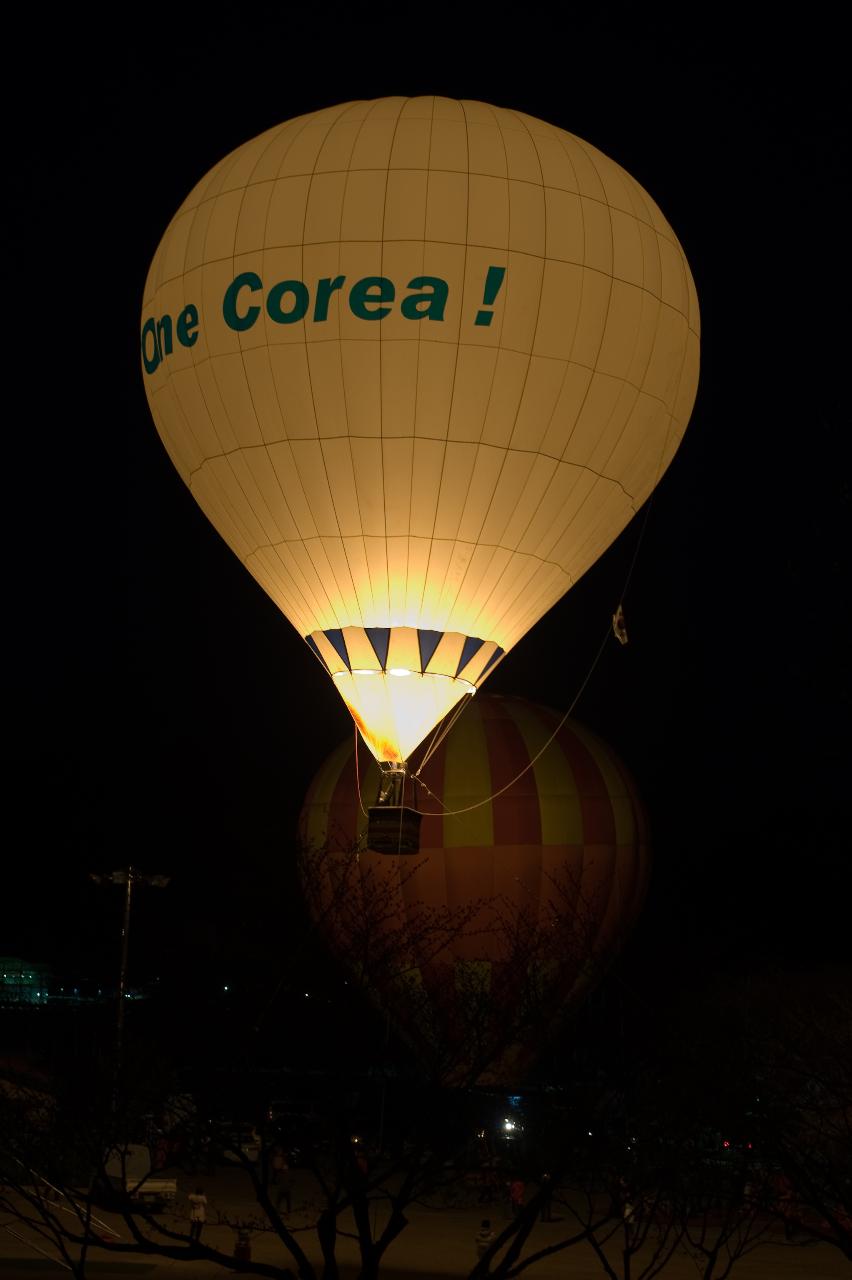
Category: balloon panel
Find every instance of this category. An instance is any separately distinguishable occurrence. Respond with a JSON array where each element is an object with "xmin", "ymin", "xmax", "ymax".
[
  {"xmin": 299, "ymin": 695, "xmax": 650, "ymax": 1083},
  {"xmin": 305, "ymin": 625, "xmax": 502, "ymax": 762},
  {"xmin": 142, "ymin": 97, "xmax": 699, "ymax": 760}
]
